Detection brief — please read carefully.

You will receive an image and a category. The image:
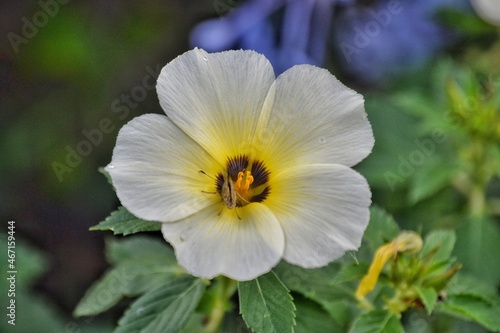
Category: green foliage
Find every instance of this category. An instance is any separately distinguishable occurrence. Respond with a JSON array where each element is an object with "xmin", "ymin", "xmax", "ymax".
[
  {"xmin": 74, "ymin": 35, "xmax": 500, "ymax": 332},
  {"xmin": 293, "ymin": 295, "xmax": 342, "ymax": 332},
  {"xmin": 415, "ymin": 286, "xmax": 438, "ymax": 315},
  {"xmin": 273, "ymin": 260, "xmax": 345, "ymax": 304},
  {"xmin": 421, "ymin": 230, "xmax": 456, "ymax": 263},
  {"xmin": 436, "ymin": 274, "xmax": 500, "ymax": 332},
  {"xmin": 74, "ymin": 236, "xmax": 185, "ymax": 317},
  {"xmin": 238, "ymin": 271, "xmax": 296, "ymax": 333},
  {"xmin": 408, "ymin": 160, "xmax": 458, "ymax": 205},
  {"xmin": 363, "ymin": 206, "xmax": 401, "ymax": 252},
  {"xmin": 79, "ymin": 199, "xmax": 499, "ymax": 333},
  {"xmin": 90, "ymin": 206, "xmax": 161, "ymax": 235},
  {"xmin": 454, "ymin": 216, "xmax": 500, "ymax": 285},
  {"xmin": 438, "ymin": 295, "xmax": 500, "ymax": 332},
  {"xmin": 347, "ymin": 208, "xmax": 500, "ymax": 332},
  {"xmin": 115, "ymin": 276, "xmax": 207, "ymax": 333},
  {"xmin": 350, "ymin": 310, "xmax": 404, "ymax": 333}
]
